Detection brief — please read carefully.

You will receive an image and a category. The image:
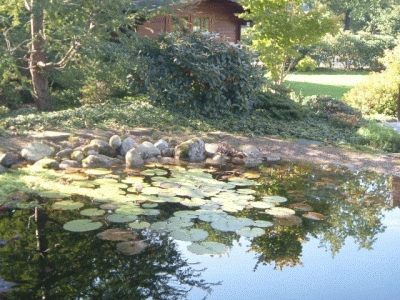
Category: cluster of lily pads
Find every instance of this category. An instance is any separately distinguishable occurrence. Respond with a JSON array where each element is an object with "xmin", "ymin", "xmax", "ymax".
[{"xmin": 1, "ymin": 164, "xmax": 327, "ymax": 255}]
